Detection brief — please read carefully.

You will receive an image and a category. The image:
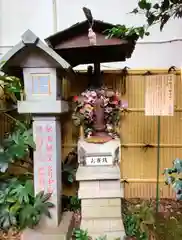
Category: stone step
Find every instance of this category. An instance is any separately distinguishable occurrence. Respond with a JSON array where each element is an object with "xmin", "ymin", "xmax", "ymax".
[{"xmin": 21, "ymin": 211, "xmax": 73, "ymax": 240}]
